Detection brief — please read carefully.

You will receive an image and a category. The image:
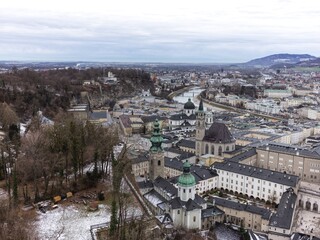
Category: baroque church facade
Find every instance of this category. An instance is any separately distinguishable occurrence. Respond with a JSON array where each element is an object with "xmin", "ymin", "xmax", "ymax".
[{"xmin": 195, "ymin": 99, "xmax": 236, "ymax": 159}]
